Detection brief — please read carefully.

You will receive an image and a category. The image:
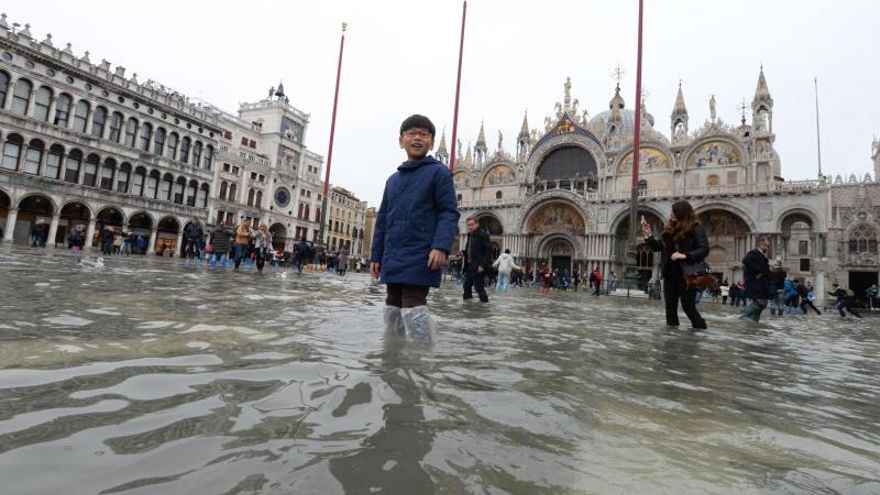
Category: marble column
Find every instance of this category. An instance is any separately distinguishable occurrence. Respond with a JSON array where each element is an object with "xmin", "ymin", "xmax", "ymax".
[
  {"xmin": 175, "ymin": 231, "xmax": 184, "ymax": 257},
  {"xmin": 147, "ymin": 228, "xmax": 158, "ymax": 255},
  {"xmin": 3, "ymin": 208, "xmax": 18, "ymax": 242},
  {"xmin": 85, "ymin": 217, "xmax": 97, "ymax": 251},
  {"xmin": 47, "ymin": 214, "xmax": 60, "ymax": 248}
]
